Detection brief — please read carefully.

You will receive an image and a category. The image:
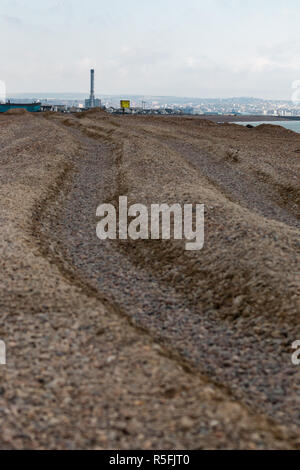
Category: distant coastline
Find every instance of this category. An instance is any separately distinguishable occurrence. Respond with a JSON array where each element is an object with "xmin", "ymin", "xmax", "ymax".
[{"xmin": 194, "ymin": 115, "xmax": 300, "ymax": 123}]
